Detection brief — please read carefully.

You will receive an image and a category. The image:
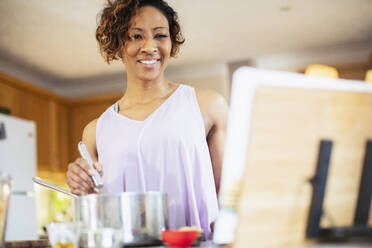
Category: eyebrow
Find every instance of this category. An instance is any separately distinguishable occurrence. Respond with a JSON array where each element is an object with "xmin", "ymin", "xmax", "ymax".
[{"xmin": 131, "ymin": 26, "xmax": 168, "ymax": 31}]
